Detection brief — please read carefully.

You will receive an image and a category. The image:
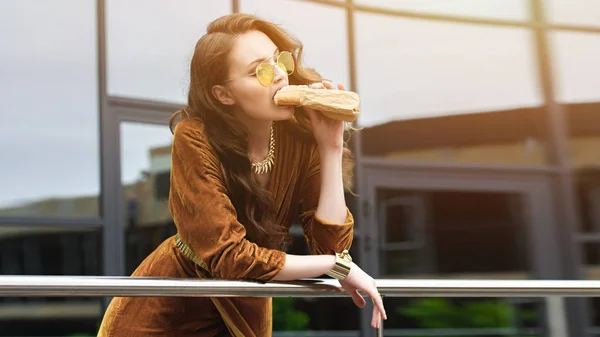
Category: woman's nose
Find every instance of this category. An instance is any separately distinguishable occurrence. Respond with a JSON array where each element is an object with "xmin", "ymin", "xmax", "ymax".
[{"xmin": 272, "ymin": 62, "xmax": 287, "ymax": 83}]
